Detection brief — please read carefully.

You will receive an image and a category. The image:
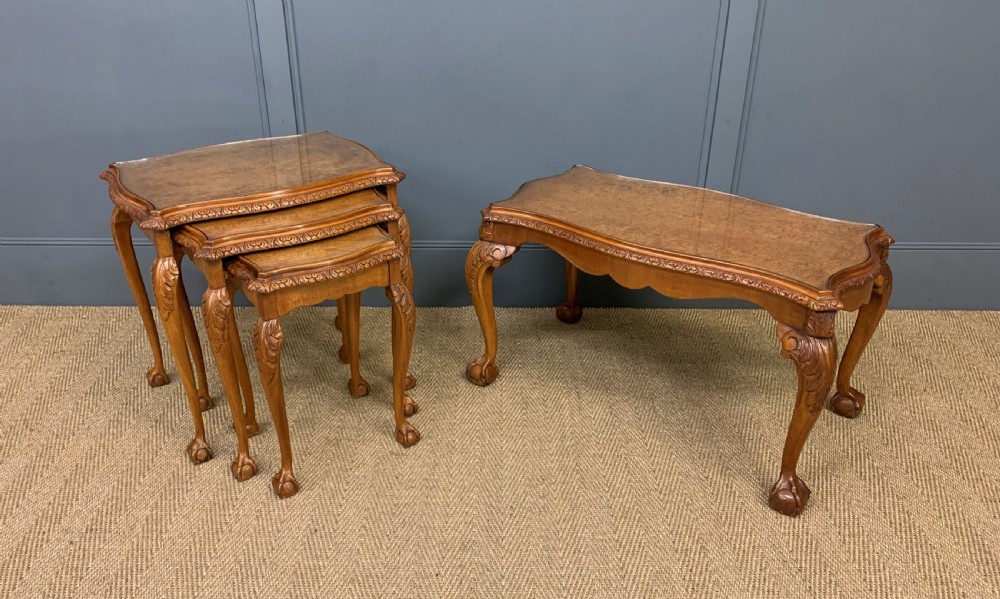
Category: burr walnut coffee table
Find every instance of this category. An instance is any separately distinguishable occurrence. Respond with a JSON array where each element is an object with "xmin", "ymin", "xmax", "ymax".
[{"xmin": 465, "ymin": 165, "xmax": 894, "ymax": 517}]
